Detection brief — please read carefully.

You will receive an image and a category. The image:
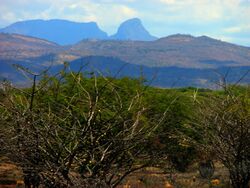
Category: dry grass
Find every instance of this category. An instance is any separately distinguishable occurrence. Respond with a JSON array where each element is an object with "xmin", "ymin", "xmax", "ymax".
[
  {"xmin": 117, "ymin": 162, "xmax": 231, "ymax": 188},
  {"xmin": 0, "ymin": 158, "xmax": 233, "ymax": 188}
]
